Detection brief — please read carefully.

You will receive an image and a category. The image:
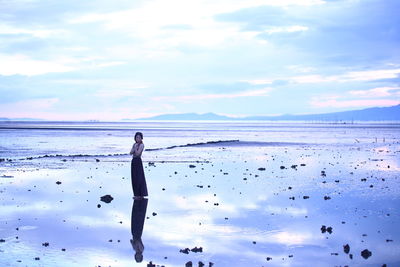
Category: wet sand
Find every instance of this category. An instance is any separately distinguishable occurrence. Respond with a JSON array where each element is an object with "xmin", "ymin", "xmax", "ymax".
[{"xmin": 1, "ymin": 140, "xmax": 399, "ymax": 266}]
